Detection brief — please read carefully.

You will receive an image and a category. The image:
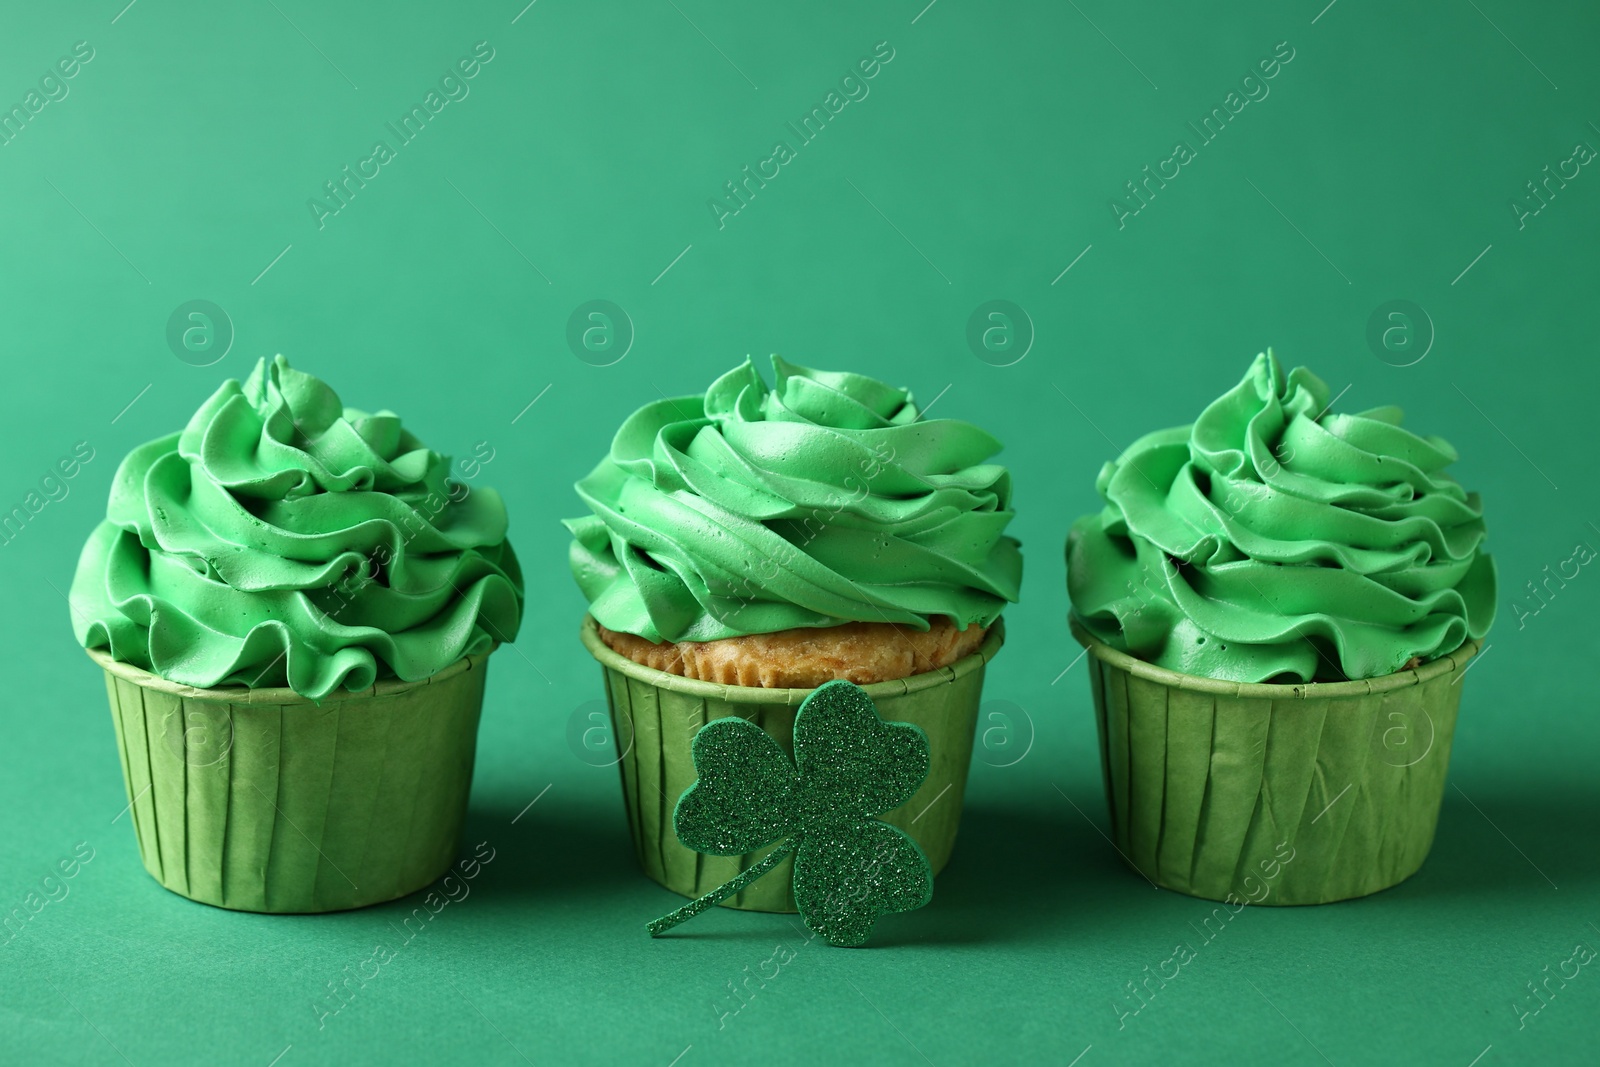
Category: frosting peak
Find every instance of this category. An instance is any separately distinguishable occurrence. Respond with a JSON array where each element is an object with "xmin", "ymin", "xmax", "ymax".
[
  {"xmin": 70, "ymin": 356, "xmax": 524, "ymax": 699},
  {"xmin": 1067, "ymin": 350, "xmax": 1495, "ymax": 682},
  {"xmin": 566, "ymin": 357, "xmax": 1022, "ymax": 643}
]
